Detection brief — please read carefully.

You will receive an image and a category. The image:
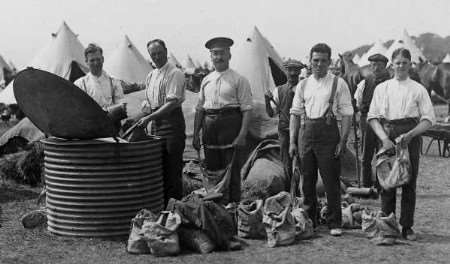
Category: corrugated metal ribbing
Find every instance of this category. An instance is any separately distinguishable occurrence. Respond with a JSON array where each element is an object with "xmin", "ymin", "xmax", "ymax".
[{"xmin": 42, "ymin": 137, "xmax": 164, "ymax": 237}]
